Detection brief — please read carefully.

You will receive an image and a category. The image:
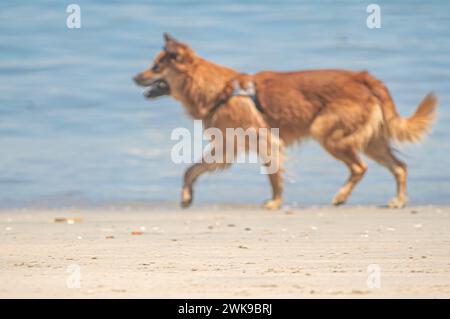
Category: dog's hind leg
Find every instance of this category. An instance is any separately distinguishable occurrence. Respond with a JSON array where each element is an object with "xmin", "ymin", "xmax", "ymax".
[
  {"xmin": 181, "ymin": 161, "xmax": 231, "ymax": 208},
  {"xmin": 322, "ymin": 141, "xmax": 368, "ymax": 206},
  {"xmin": 364, "ymin": 138, "xmax": 408, "ymax": 208},
  {"xmin": 263, "ymin": 169, "xmax": 284, "ymax": 210},
  {"xmin": 259, "ymin": 129, "xmax": 284, "ymax": 210}
]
